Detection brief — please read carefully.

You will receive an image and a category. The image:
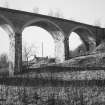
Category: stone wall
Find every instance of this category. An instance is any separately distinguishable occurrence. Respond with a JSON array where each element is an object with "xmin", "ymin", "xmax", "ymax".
[{"xmin": 0, "ymin": 83, "xmax": 105, "ymax": 105}]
